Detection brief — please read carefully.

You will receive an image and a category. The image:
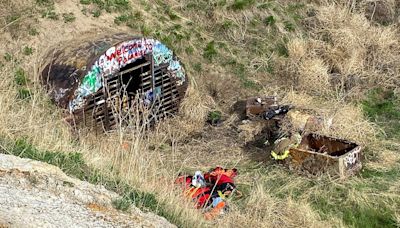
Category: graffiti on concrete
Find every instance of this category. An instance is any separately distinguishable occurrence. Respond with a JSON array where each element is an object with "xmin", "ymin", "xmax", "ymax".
[
  {"xmin": 152, "ymin": 42, "xmax": 173, "ymax": 65},
  {"xmin": 344, "ymin": 147, "xmax": 360, "ymax": 168},
  {"xmin": 69, "ymin": 38, "xmax": 185, "ymax": 112},
  {"xmin": 168, "ymin": 60, "xmax": 185, "ymax": 85}
]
